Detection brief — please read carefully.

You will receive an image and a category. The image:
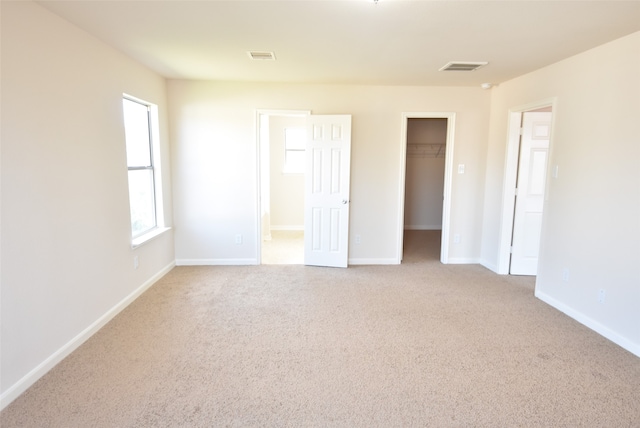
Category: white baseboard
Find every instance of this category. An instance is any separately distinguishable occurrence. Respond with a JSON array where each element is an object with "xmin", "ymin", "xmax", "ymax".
[
  {"xmin": 348, "ymin": 258, "xmax": 399, "ymax": 265},
  {"xmin": 535, "ymin": 289, "xmax": 640, "ymax": 358},
  {"xmin": 175, "ymin": 258, "xmax": 258, "ymax": 266},
  {"xmin": 445, "ymin": 257, "xmax": 480, "ymax": 264},
  {"xmin": 480, "ymin": 259, "xmax": 499, "ymax": 273},
  {"xmin": 0, "ymin": 261, "xmax": 176, "ymax": 411},
  {"xmin": 404, "ymin": 225, "xmax": 442, "ymax": 230}
]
